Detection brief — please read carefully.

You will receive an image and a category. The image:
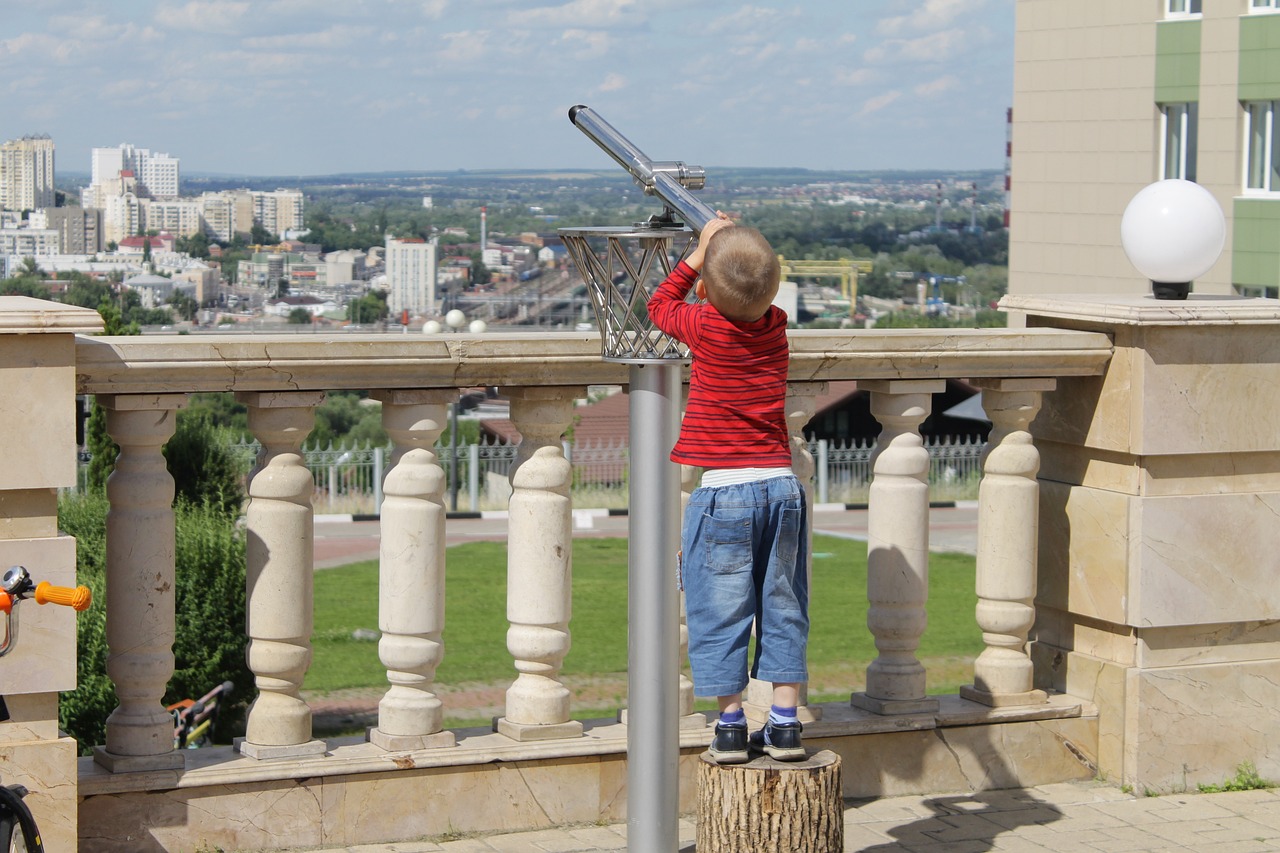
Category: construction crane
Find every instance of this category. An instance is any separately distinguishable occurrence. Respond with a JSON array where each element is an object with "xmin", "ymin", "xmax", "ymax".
[{"xmin": 775, "ymin": 256, "xmax": 873, "ymax": 310}]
